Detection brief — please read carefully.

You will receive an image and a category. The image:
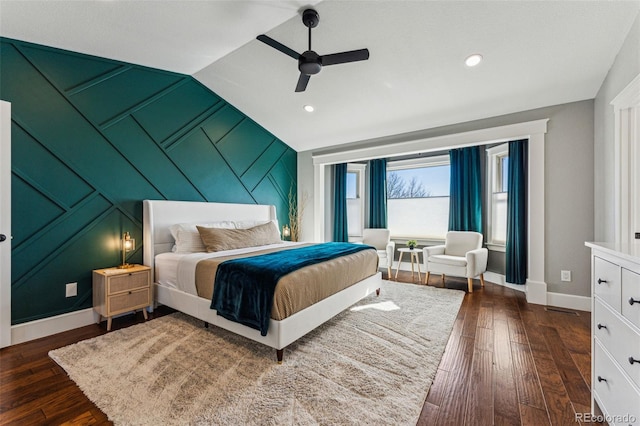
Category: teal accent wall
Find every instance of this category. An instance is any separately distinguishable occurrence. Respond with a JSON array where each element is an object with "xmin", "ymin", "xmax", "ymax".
[{"xmin": 0, "ymin": 38, "xmax": 297, "ymax": 325}]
